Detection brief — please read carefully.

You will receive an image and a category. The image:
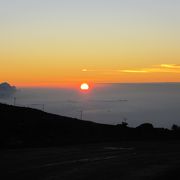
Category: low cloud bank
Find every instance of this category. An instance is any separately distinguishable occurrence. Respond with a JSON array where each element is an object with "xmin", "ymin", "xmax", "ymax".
[{"xmin": 0, "ymin": 82, "xmax": 16, "ymax": 98}]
